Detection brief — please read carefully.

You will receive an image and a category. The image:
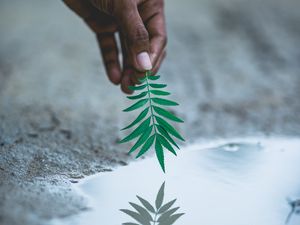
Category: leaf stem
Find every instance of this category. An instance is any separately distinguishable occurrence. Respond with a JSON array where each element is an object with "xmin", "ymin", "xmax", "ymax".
[
  {"xmin": 152, "ymin": 210, "xmax": 158, "ymax": 225},
  {"xmin": 146, "ymin": 71, "xmax": 157, "ymax": 135}
]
